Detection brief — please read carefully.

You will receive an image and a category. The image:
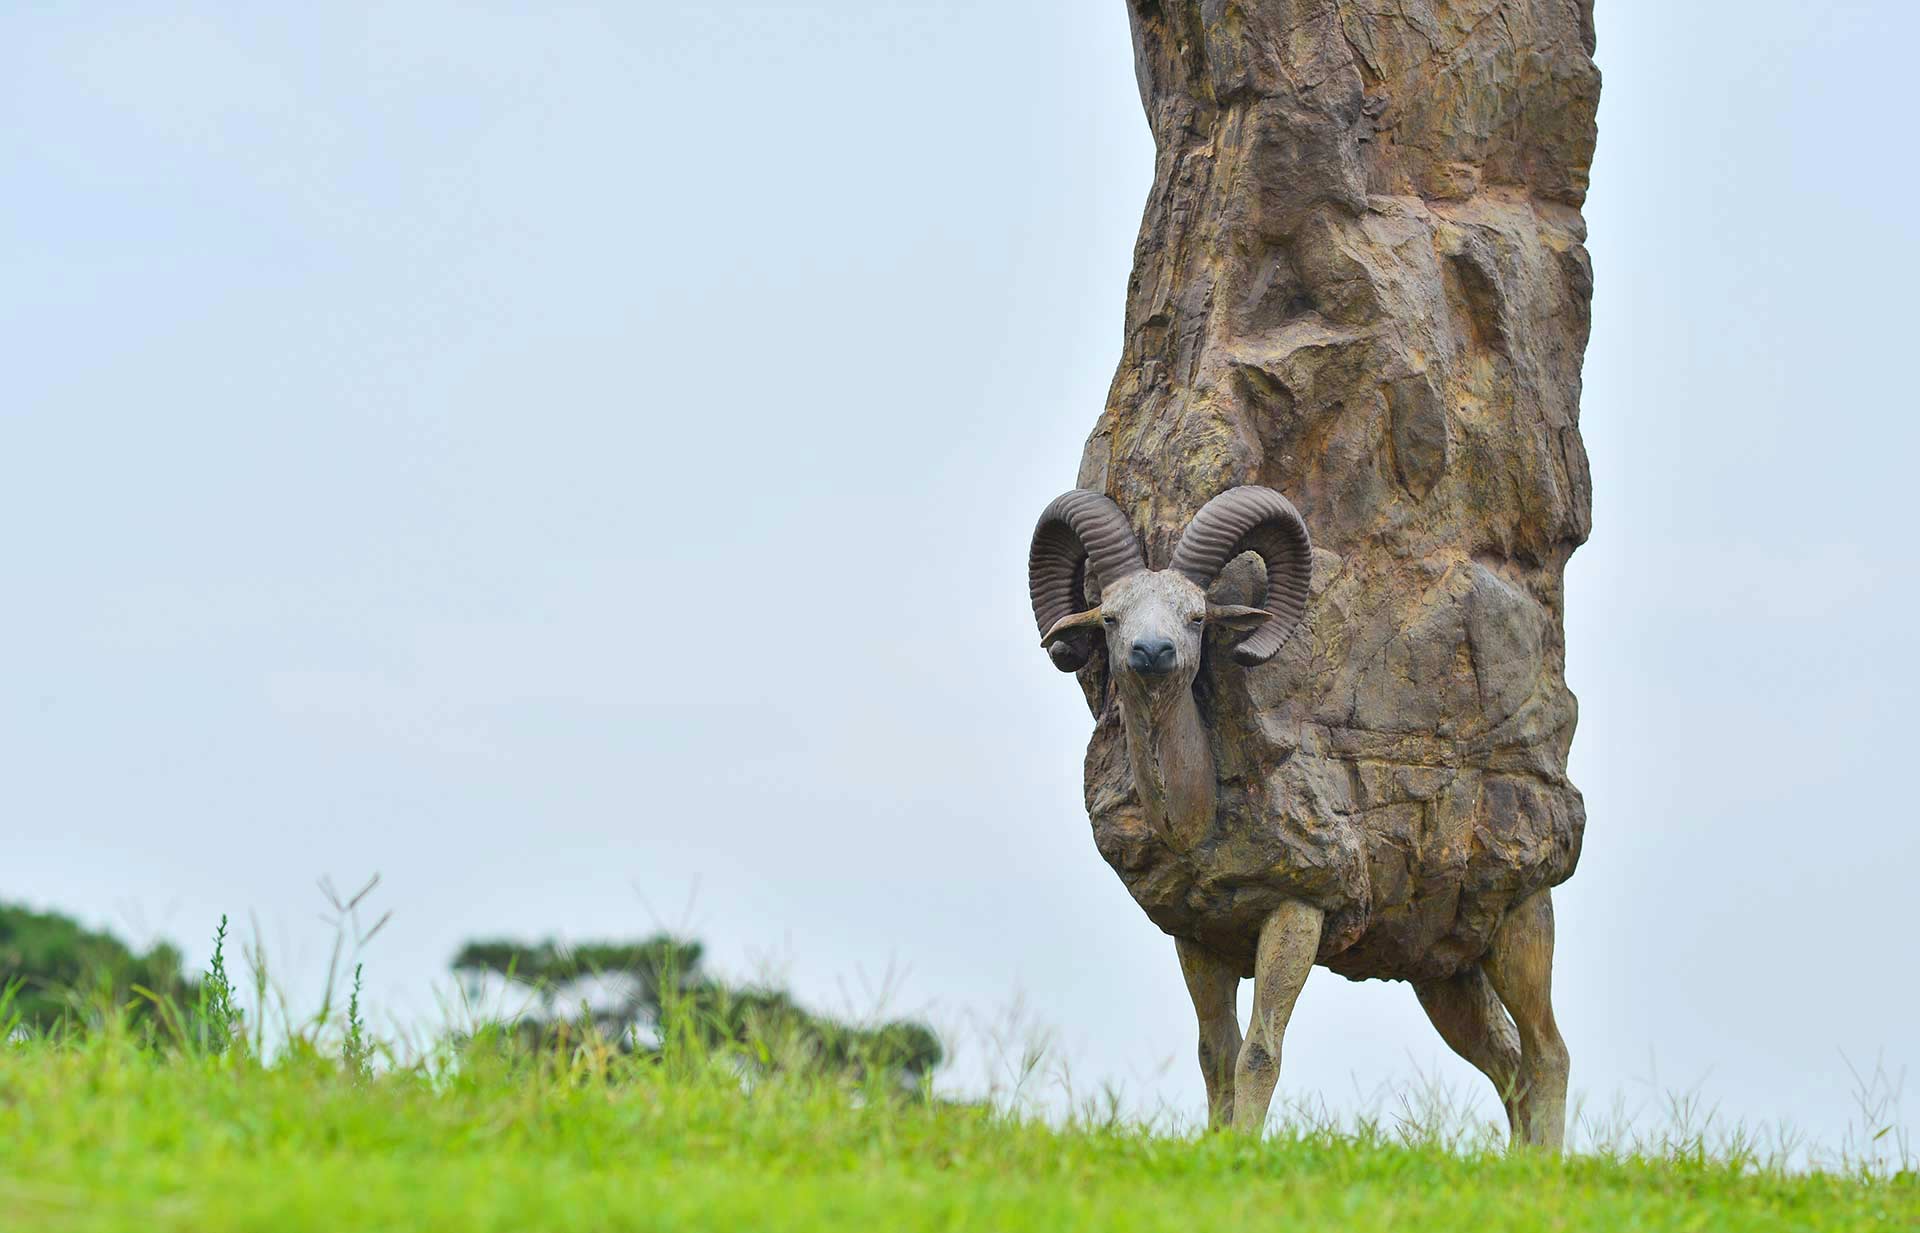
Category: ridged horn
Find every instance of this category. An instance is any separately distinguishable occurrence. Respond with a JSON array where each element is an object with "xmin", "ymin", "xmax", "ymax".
[
  {"xmin": 1028, "ymin": 490, "xmax": 1146, "ymax": 673},
  {"xmin": 1170, "ymin": 486, "xmax": 1313, "ymax": 666}
]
